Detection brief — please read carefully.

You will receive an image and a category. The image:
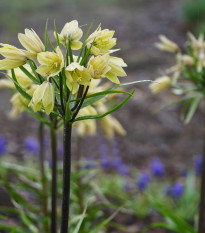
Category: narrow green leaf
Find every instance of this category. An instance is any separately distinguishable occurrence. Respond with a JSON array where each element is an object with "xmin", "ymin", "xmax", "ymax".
[
  {"xmin": 19, "ymin": 66, "xmax": 40, "ymax": 84},
  {"xmin": 73, "ymin": 204, "xmax": 88, "ymax": 233},
  {"xmin": 77, "ymin": 19, "xmax": 95, "ymax": 63},
  {"xmin": 185, "ymin": 95, "xmax": 201, "ymax": 124},
  {"xmin": 44, "ymin": 19, "xmax": 48, "ymax": 51},
  {"xmin": 28, "ymin": 60, "xmax": 44, "ymax": 83},
  {"xmin": 141, "ymin": 222, "xmax": 178, "ymax": 233},
  {"xmin": 69, "ymin": 39, "xmax": 74, "ymax": 63},
  {"xmin": 47, "ymin": 36, "xmax": 56, "ymax": 52},
  {"xmin": 11, "ymin": 69, "xmax": 31, "ymax": 101},
  {"xmin": 54, "ymin": 21, "xmax": 60, "ymax": 47},
  {"xmin": 73, "ymin": 89, "xmax": 135, "ymax": 122},
  {"xmin": 89, "ymin": 207, "xmax": 122, "ymax": 233}
]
